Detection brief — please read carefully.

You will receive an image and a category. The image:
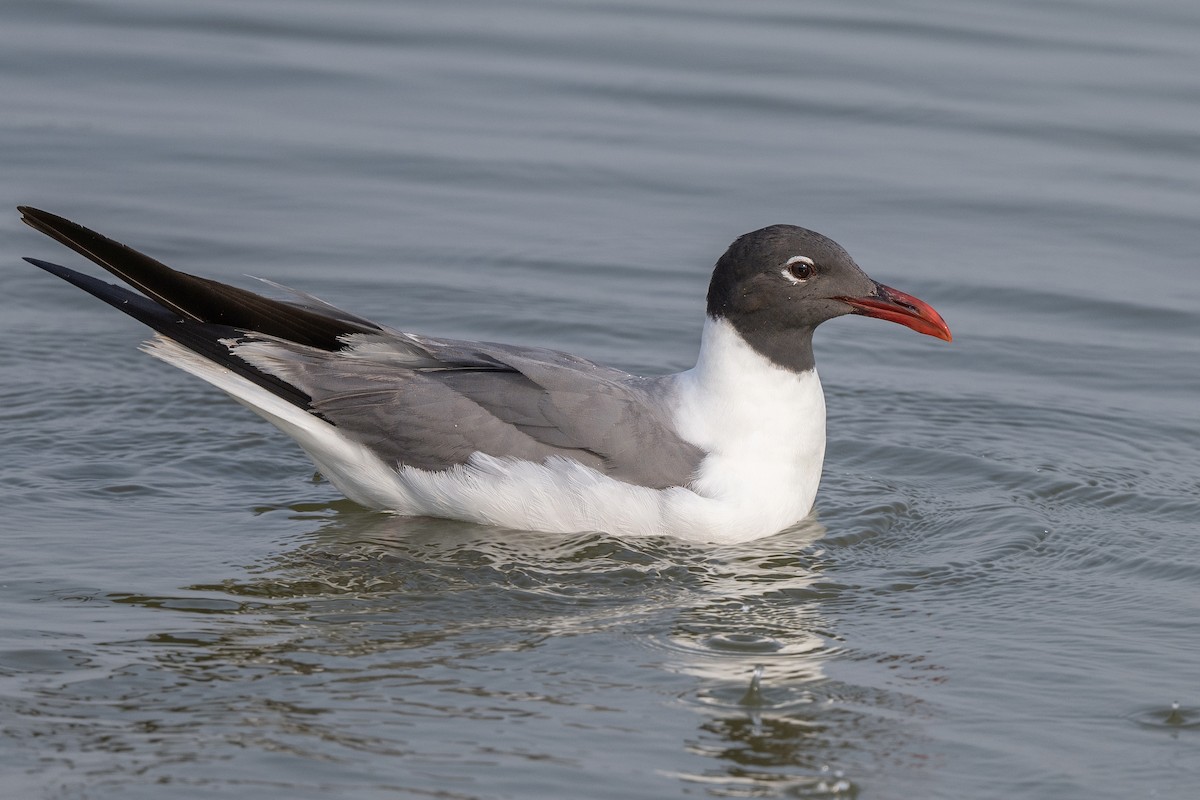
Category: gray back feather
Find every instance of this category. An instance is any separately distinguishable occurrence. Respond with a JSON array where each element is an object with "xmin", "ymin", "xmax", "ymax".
[{"xmin": 235, "ymin": 329, "xmax": 704, "ymax": 489}]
